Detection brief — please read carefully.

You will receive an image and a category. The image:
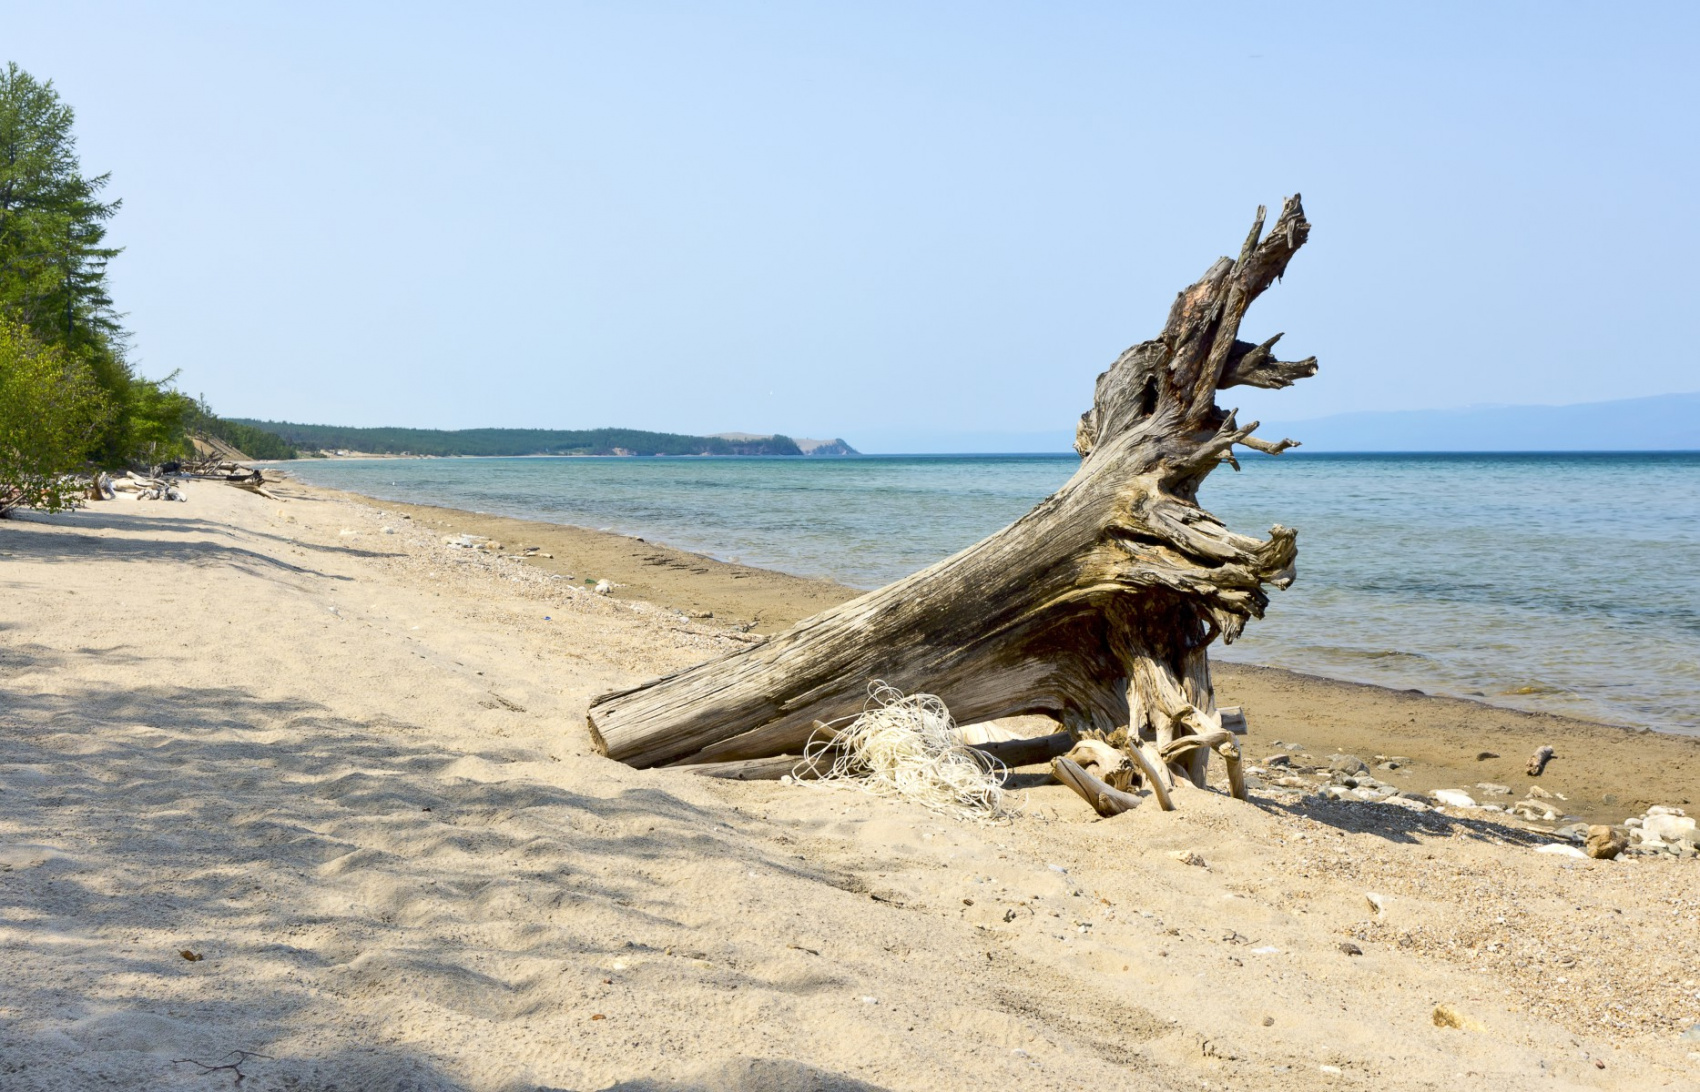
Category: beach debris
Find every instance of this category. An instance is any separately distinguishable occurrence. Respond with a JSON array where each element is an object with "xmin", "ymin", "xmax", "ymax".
[
  {"xmin": 586, "ymin": 198, "xmax": 1317, "ymax": 807},
  {"xmin": 1585, "ymin": 825, "xmax": 1628, "ymax": 860},
  {"xmin": 108, "ymin": 470, "xmax": 187, "ymax": 501},
  {"xmin": 1338, "ymin": 942, "xmax": 1363, "ymax": 956},
  {"xmin": 1166, "ymin": 849, "xmax": 1207, "ymax": 868},
  {"xmin": 1626, "ymin": 806, "xmax": 1699, "ymax": 856},
  {"xmin": 1052, "ymin": 752, "xmax": 1145, "ymax": 817},
  {"xmin": 1510, "ymin": 797, "xmax": 1564, "ymax": 822},
  {"xmin": 800, "ymin": 683, "xmax": 1014, "ymax": 820},
  {"xmin": 1430, "ymin": 789, "xmax": 1477, "ymax": 809},
  {"xmin": 594, "ymin": 580, "xmax": 613, "ymax": 596},
  {"xmin": 1431, "ymin": 1004, "xmax": 1484, "ymax": 1031},
  {"xmin": 1366, "ymin": 892, "xmax": 1386, "ymax": 916},
  {"xmin": 1328, "ymin": 754, "xmax": 1367, "ymax": 775},
  {"xmin": 1475, "ymin": 751, "xmax": 1499, "ymax": 761},
  {"xmin": 1526, "ymin": 745, "xmax": 1556, "ymax": 776},
  {"xmin": 179, "ymin": 949, "xmax": 203, "ymax": 962}
]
